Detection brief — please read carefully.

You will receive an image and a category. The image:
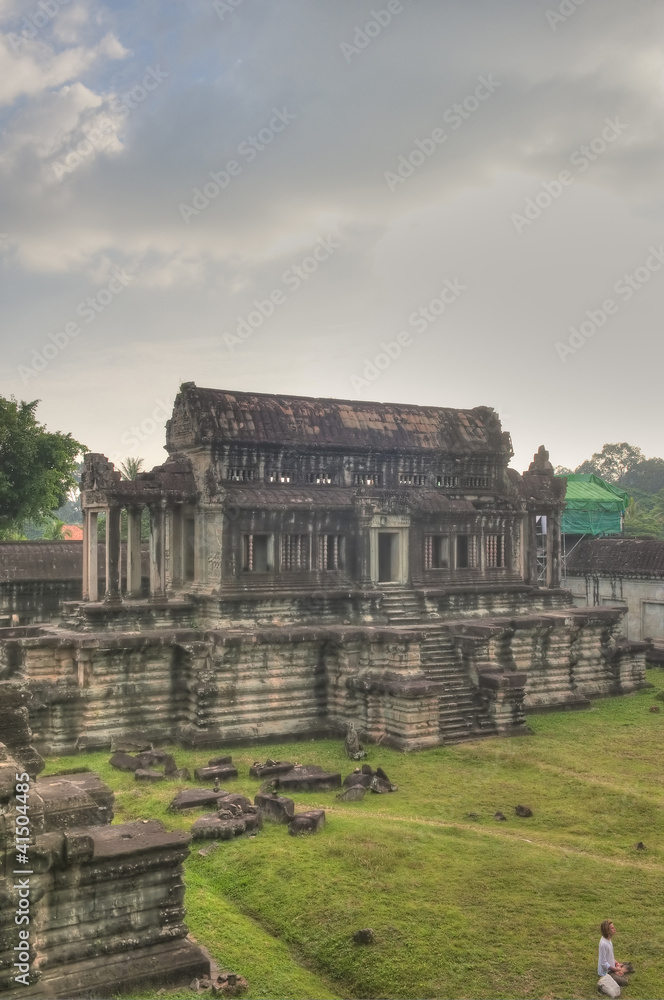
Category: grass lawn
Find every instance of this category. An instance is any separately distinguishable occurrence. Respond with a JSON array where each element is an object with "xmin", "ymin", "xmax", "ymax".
[{"xmin": 42, "ymin": 670, "xmax": 664, "ymax": 1000}]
